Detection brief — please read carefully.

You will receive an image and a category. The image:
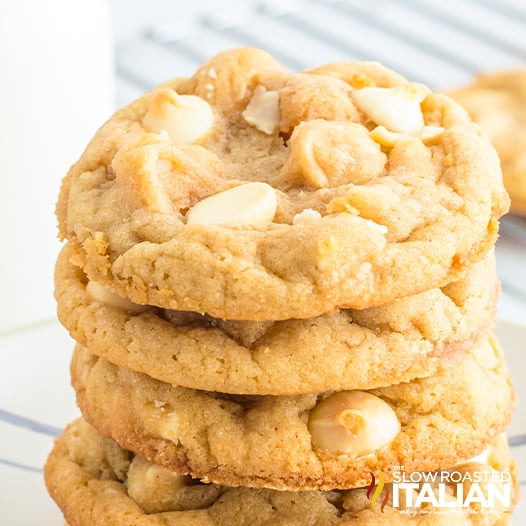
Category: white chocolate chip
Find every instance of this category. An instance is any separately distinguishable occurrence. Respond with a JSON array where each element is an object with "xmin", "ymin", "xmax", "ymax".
[
  {"xmin": 293, "ymin": 209, "xmax": 322, "ymax": 224},
  {"xmin": 421, "ymin": 125, "xmax": 445, "ymax": 143},
  {"xmin": 127, "ymin": 456, "xmax": 188, "ymax": 513},
  {"xmin": 86, "ymin": 281, "xmax": 149, "ymax": 314},
  {"xmin": 352, "ymin": 84, "xmax": 428, "ymax": 134},
  {"xmin": 242, "ymin": 85, "xmax": 280, "ymax": 134},
  {"xmin": 363, "ymin": 218, "xmax": 388, "ymax": 235},
  {"xmin": 308, "ymin": 391, "xmax": 400, "ymax": 455},
  {"xmin": 369, "ymin": 124, "xmax": 445, "ymax": 147},
  {"xmin": 130, "ymin": 457, "xmax": 187, "ymax": 489},
  {"xmin": 143, "ymin": 89, "xmax": 215, "ymax": 145},
  {"xmin": 186, "ymin": 182, "xmax": 277, "ymax": 228},
  {"xmin": 369, "ymin": 125, "xmax": 402, "ymax": 147}
]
